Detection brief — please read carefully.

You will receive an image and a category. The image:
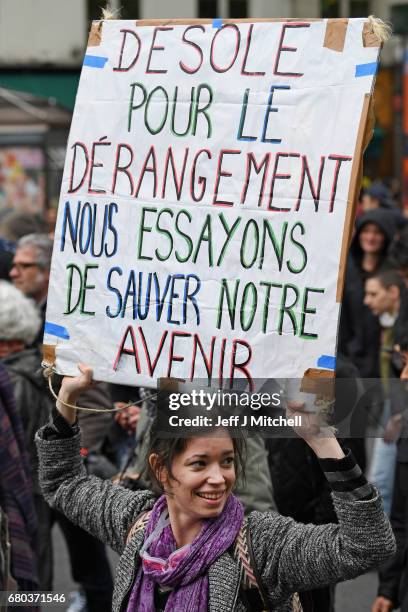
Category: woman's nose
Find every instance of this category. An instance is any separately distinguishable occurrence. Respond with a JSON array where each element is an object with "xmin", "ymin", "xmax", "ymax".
[{"xmin": 206, "ymin": 465, "xmax": 225, "ymax": 484}]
